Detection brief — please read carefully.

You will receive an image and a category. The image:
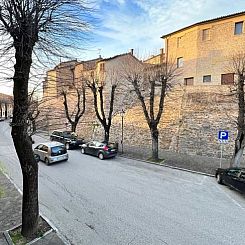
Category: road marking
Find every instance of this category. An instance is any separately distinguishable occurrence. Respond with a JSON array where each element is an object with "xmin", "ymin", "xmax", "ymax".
[{"xmin": 216, "ymin": 185, "xmax": 245, "ymax": 211}]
